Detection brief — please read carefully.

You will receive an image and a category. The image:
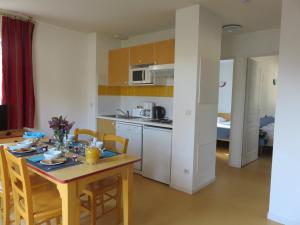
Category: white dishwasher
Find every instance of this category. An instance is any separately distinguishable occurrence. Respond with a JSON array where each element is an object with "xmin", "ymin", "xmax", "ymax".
[
  {"xmin": 116, "ymin": 122, "xmax": 143, "ymax": 171},
  {"xmin": 142, "ymin": 125, "xmax": 172, "ymax": 184}
]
